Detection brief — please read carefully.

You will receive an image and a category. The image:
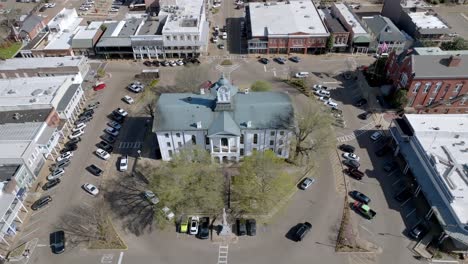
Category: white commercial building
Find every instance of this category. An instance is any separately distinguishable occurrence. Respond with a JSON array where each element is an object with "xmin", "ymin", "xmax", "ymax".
[
  {"xmin": 153, "ymin": 76, "xmax": 294, "ymax": 162},
  {"xmin": 391, "ymin": 114, "xmax": 468, "ymax": 251},
  {"xmin": 0, "ymin": 56, "xmax": 90, "ymax": 84}
]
